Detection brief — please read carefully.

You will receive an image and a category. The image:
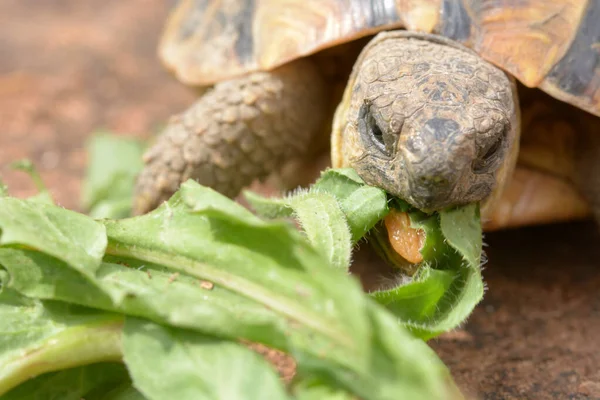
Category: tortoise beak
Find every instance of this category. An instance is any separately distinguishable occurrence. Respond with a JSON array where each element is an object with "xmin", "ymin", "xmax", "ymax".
[
  {"xmin": 405, "ymin": 169, "xmax": 462, "ymax": 211},
  {"xmin": 399, "ymin": 117, "xmax": 474, "ymax": 212}
]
